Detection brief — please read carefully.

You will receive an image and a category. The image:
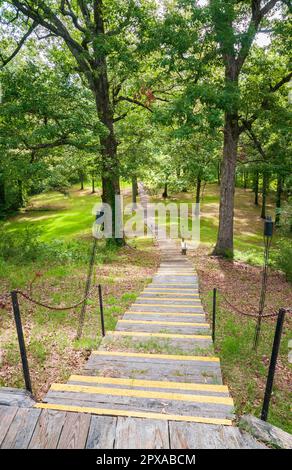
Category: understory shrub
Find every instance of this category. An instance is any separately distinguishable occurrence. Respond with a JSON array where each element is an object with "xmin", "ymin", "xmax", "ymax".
[
  {"xmin": 272, "ymin": 238, "xmax": 292, "ymax": 282},
  {"xmin": 0, "ymin": 226, "xmax": 92, "ymax": 264}
]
